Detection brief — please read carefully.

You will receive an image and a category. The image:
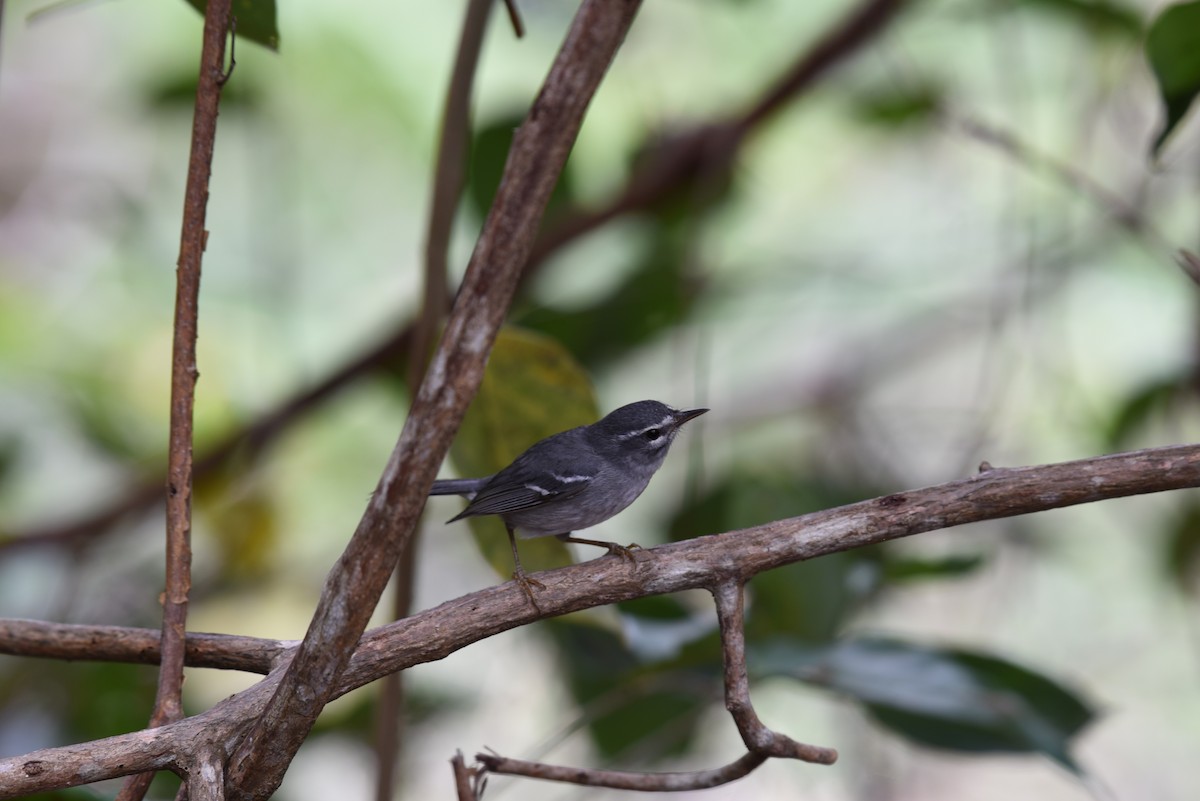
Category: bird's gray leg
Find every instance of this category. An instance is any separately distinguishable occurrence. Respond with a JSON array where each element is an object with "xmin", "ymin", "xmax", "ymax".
[
  {"xmin": 507, "ymin": 525, "xmax": 545, "ymax": 607},
  {"xmin": 556, "ymin": 533, "xmax": 641, "ymax": 563}
]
